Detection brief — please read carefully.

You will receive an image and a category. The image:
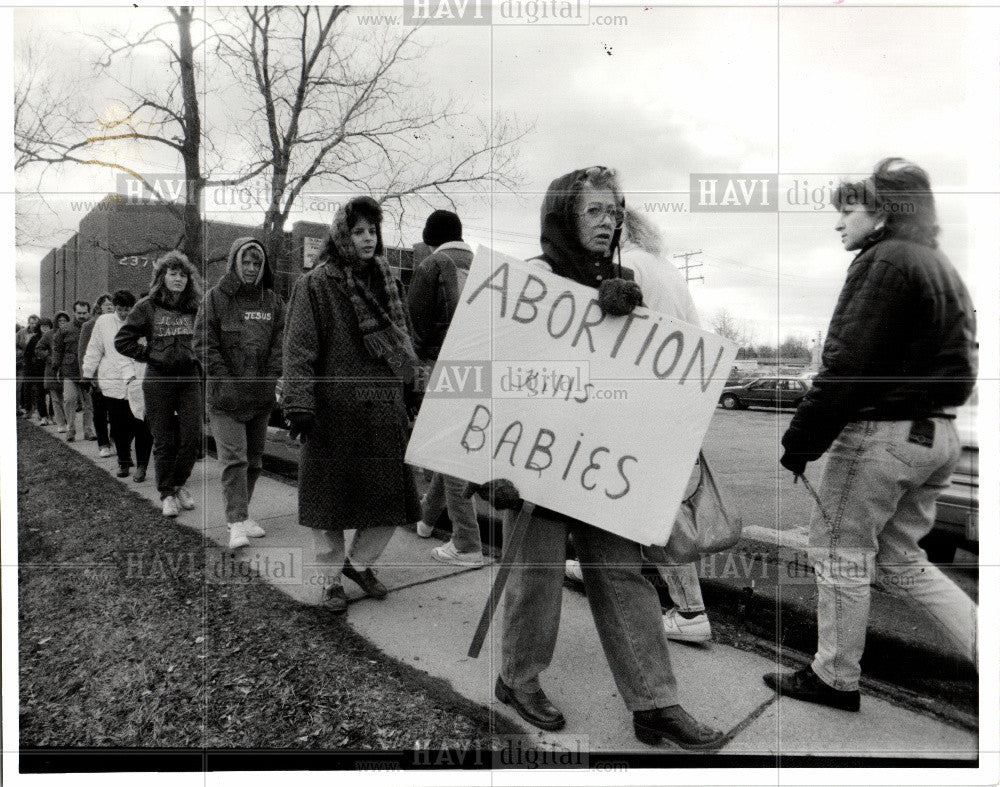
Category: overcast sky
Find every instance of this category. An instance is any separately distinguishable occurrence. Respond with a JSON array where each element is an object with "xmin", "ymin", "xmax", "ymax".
[{"xmin": 11, "ymin": 2, "xmax": 1000, "ymax": 346}]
